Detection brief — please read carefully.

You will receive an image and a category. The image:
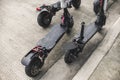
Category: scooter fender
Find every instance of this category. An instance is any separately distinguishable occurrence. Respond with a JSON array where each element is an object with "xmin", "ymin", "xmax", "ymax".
[
  {"xmin": 21, "ymin": 52, "xmax": 37, "ymax": 66},
  {"xmin": 94, "ymin": 0, "xmax": 100, "ymax": 5},
  {"xmin": 39, "ymin": 8, "xmax": 50, "ymax": 14}
]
